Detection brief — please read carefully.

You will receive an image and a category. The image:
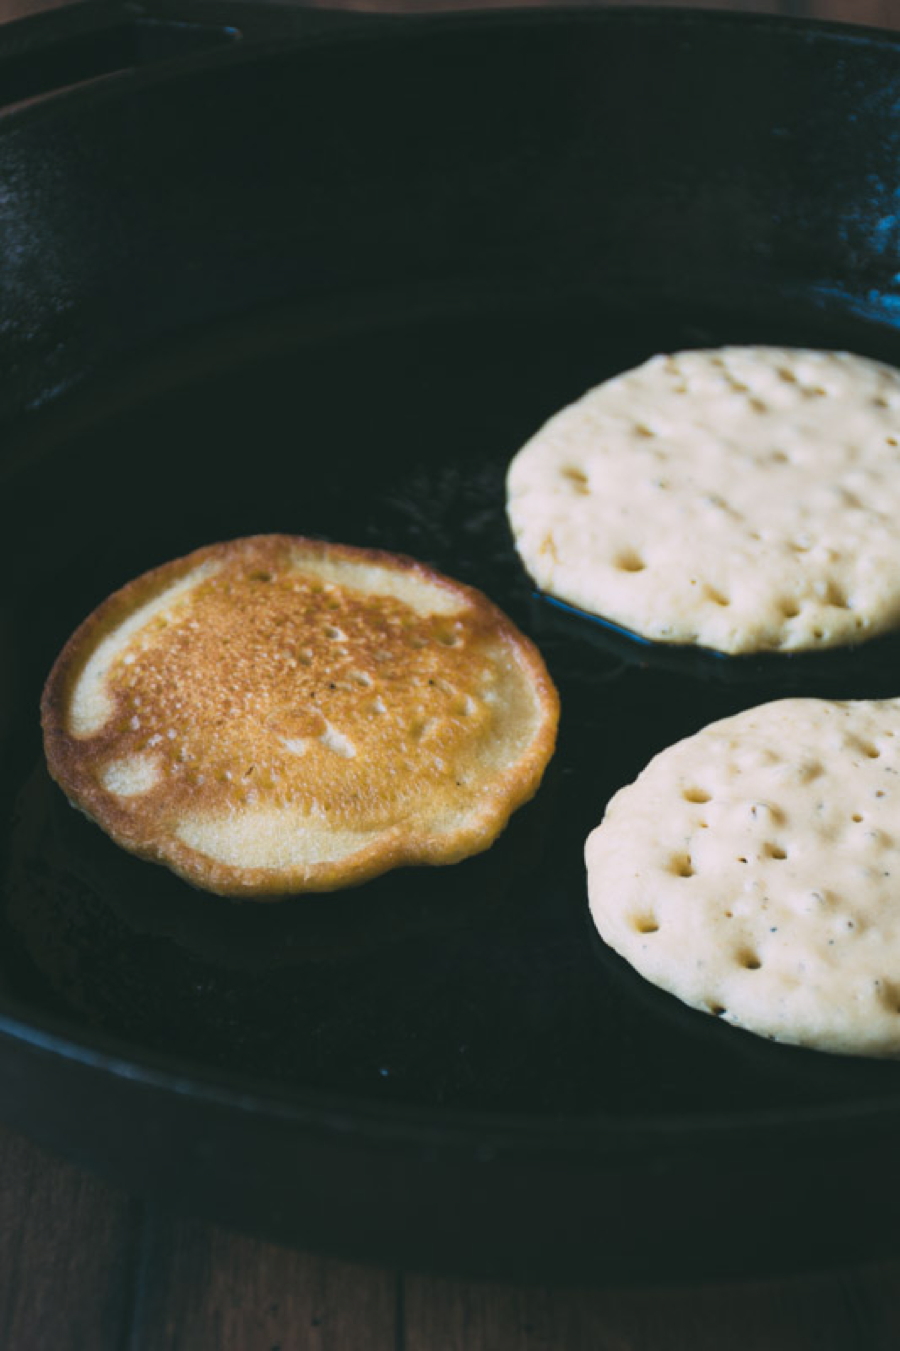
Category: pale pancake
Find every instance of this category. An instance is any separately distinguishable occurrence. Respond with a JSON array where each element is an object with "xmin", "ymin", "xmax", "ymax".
[
  {"xmin": 586, "ymin": 697, "xmax": 900, "ymax": 1057},
  {"xmin": 42, "ymin": 536, "xmax": 559, "ymax": 898},
  {"xmin": 507, "ymin": 347, "xmax": 900, "ymax": 654}
]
